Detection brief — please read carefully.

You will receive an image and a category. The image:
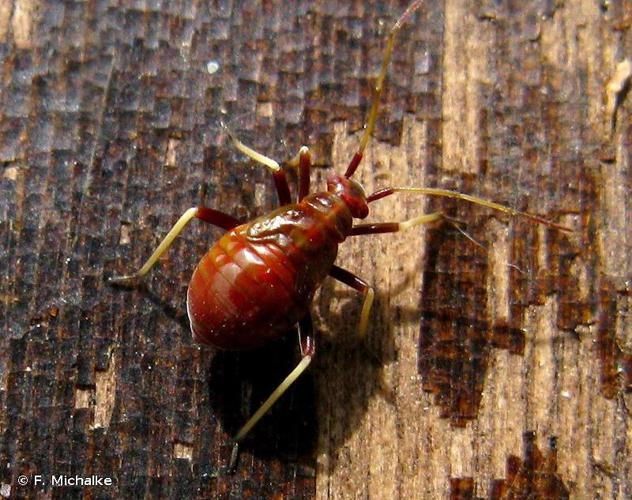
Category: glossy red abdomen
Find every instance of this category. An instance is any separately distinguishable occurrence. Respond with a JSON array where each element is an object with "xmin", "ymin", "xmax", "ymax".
[{"xmin": 187, "ymin": 193, "xmax": 352, "ymax": 350}]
